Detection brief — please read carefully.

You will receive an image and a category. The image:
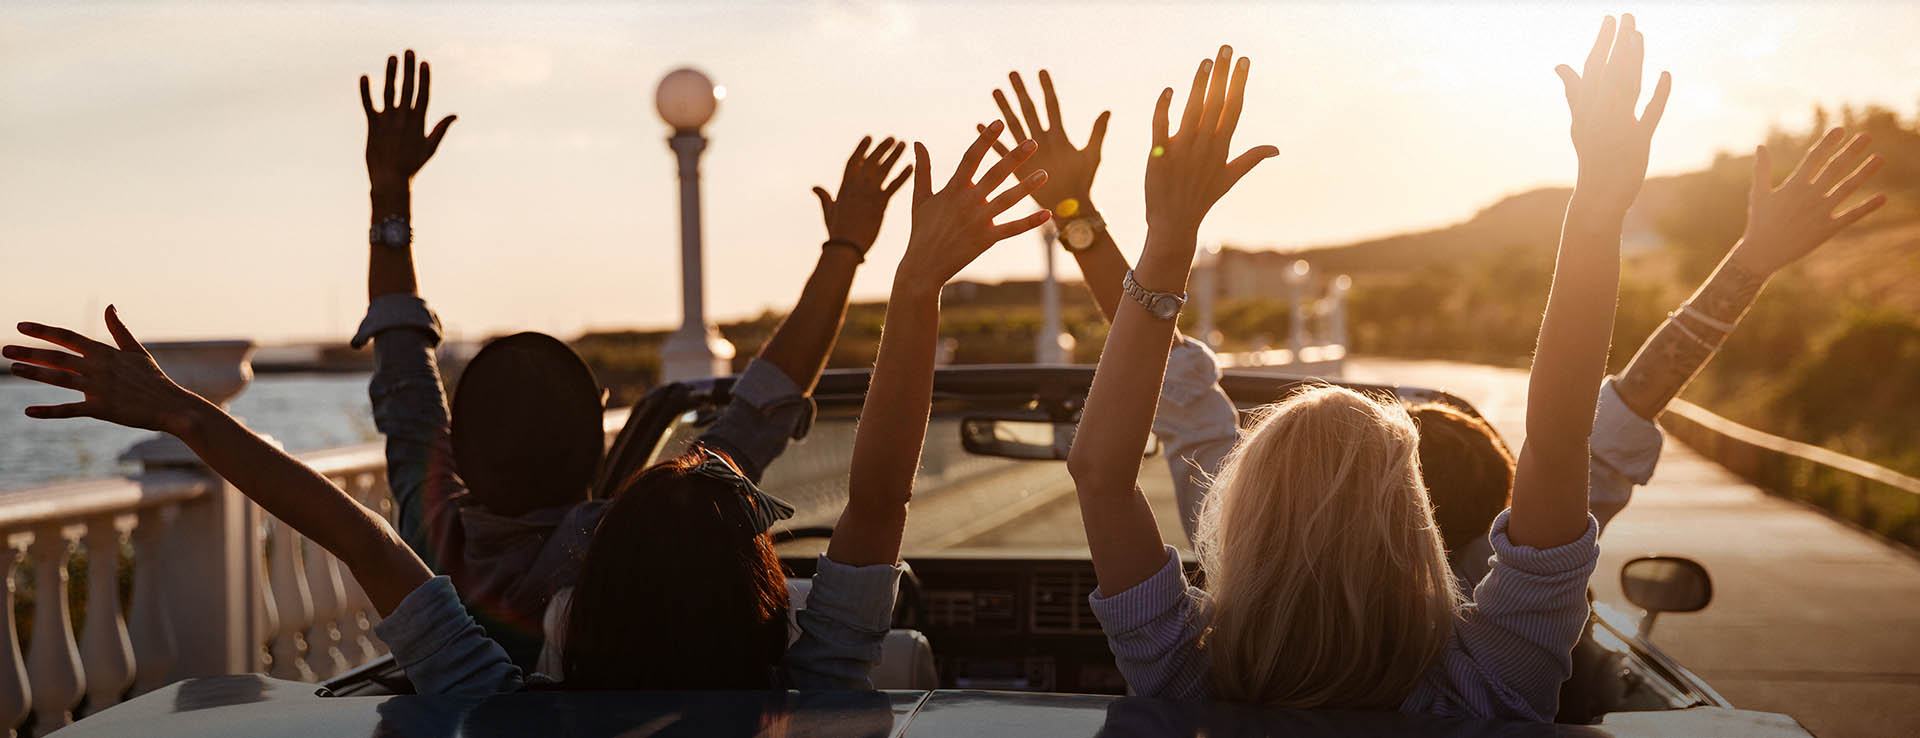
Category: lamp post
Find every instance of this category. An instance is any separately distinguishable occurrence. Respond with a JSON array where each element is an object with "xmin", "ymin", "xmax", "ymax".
[
  {"xmin": 656, "ymin": 67, "xmax": 735, "ymax": 382},
  {"xmin": 1035, "ymin": 224, "xmax": 1074, "ymax": 364}
]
